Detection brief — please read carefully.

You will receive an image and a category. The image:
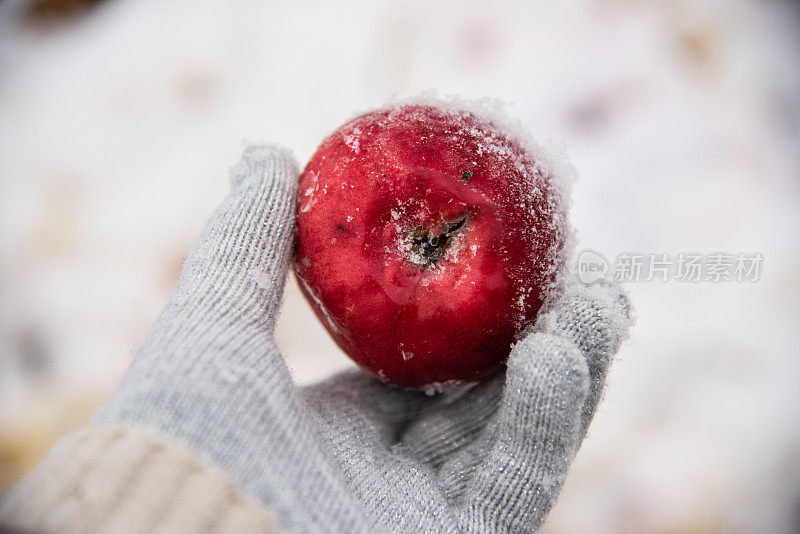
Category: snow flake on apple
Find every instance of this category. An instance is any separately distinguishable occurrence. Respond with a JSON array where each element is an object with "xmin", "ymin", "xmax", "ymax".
[
  {"xmin": 344, "ymin": 126, "xmax": 363, "ymax": 154},
  {"xmin": 299, "ymin": 170, "xmax": 320, "ymax": 214}
]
